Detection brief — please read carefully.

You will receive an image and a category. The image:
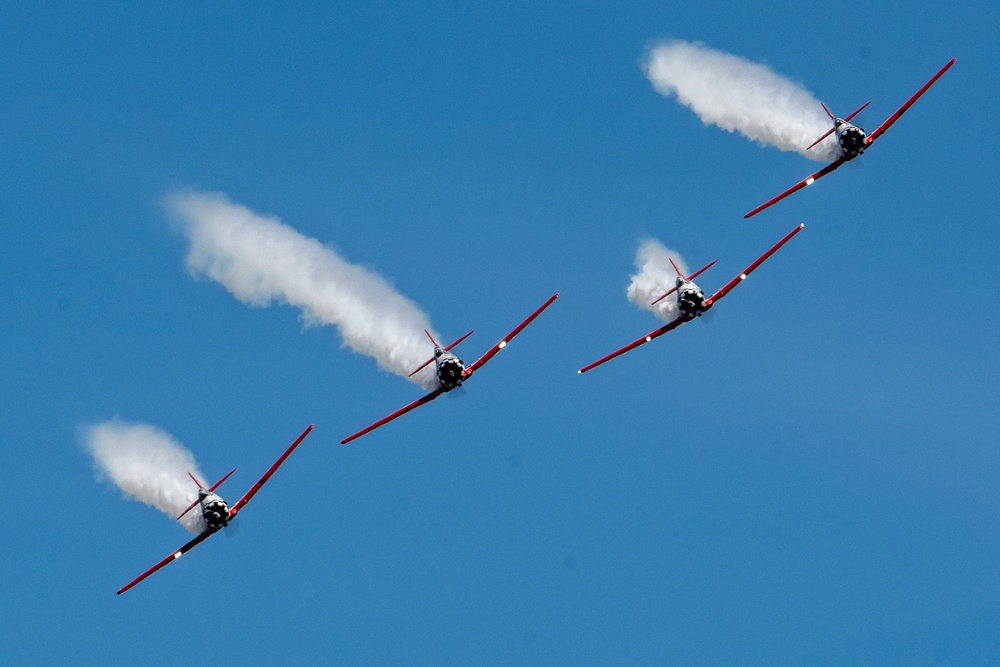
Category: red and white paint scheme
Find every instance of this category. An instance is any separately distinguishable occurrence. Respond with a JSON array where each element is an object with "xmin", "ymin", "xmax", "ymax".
[
  {"xmin": 745, "ymin": 58, "xmax": 955, "ymax": 218},
  {"xmin": 579, "ymin": 225, "xmax": 803, "ymax": 374},
  {"xmin": 116, "ymin": 424, "xmax": 314, "ymax": 595},
  {"xmin": 341, "ymin": 293, "xmax": 559, "ymax": 444}
]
